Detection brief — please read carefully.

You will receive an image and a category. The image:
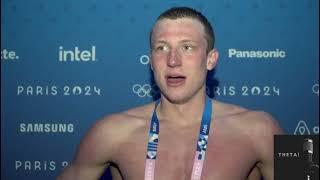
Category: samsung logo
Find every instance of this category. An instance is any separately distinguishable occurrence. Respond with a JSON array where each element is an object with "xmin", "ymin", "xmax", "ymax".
[
  {"xmin": 19, "ymin": 123, "xmax": 74, "ymax": 133},
  {"xmin": 228, "ymin": 49, "xmax": 286, "ymax": 59}
]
